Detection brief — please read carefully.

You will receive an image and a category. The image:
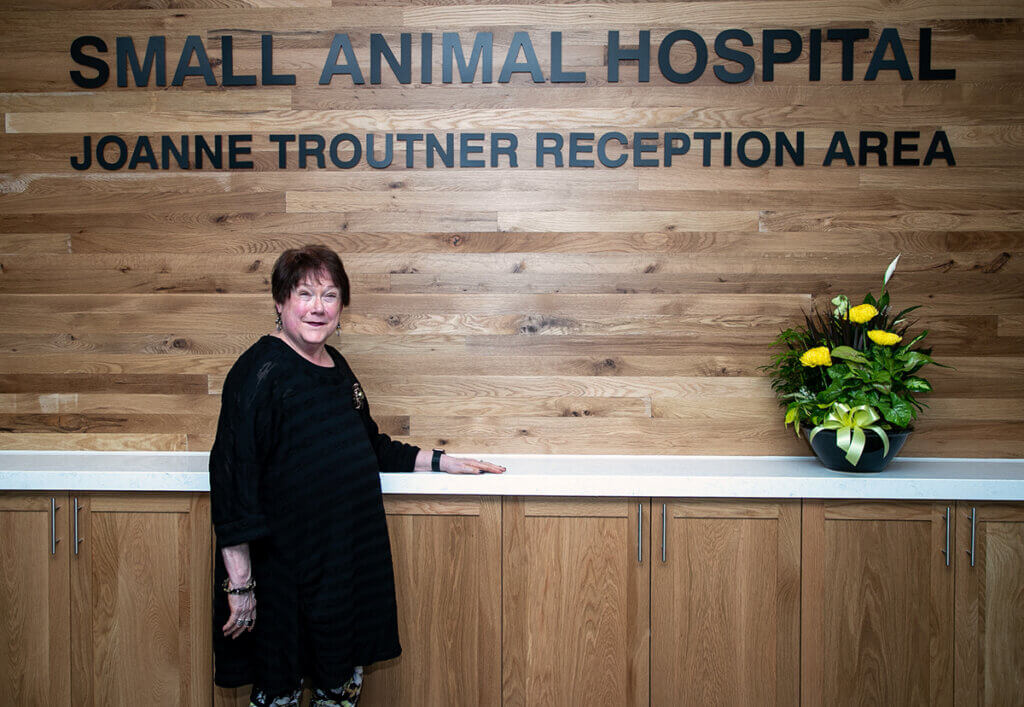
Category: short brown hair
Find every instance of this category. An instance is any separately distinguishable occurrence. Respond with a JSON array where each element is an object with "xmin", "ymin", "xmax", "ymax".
[{"xmin": 271, "ymin": 245, "xmax": 350, "ymax": 306}]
